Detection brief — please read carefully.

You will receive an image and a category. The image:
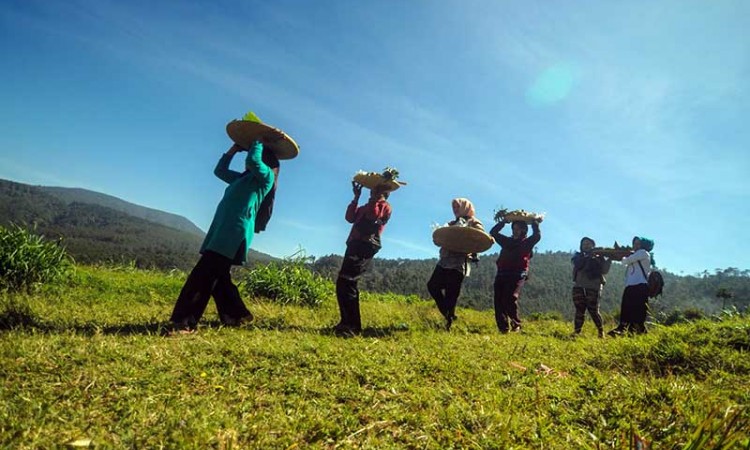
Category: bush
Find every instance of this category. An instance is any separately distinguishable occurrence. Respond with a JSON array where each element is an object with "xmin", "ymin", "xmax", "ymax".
[
  {"xmin": 527, "ymin": 311, "xmax": 564, "ymax": 321},
  {"xmin": 659, "ymin": 307, "xmax": 706, "ymax": 326},
  {"xmin": 240, "ymin": 255, "xmax": 332, "ymax": 307},
  {"xmin": 0, "ymin": 225, "xmax": 73, "ymax": 292}
]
